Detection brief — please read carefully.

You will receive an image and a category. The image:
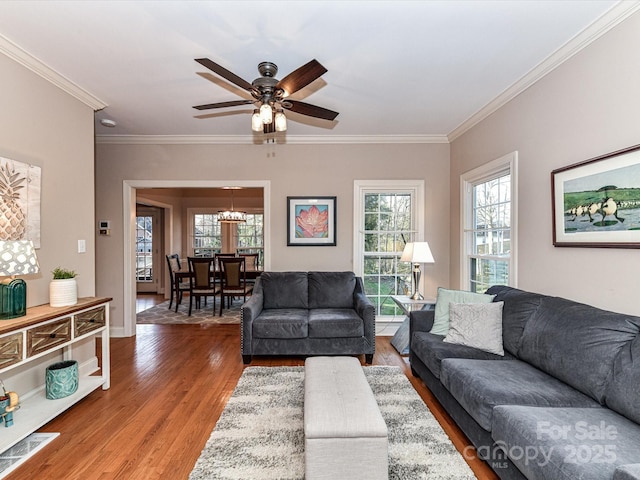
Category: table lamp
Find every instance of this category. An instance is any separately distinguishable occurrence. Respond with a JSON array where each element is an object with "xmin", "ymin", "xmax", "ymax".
[
  {"xmin": 400, "ymin": 241, "xmax": 435, "ymax": 300},
  {"xmin": 0, "ymin": 240, "xmax": 39, "ymax": 319}
]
